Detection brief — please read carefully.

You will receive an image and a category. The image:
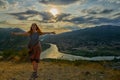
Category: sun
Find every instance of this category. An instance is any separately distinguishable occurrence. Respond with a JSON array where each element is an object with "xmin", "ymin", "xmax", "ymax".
[{"xmin": 49, "ymin": 8, "xmax": 59, "ymax": 17}]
